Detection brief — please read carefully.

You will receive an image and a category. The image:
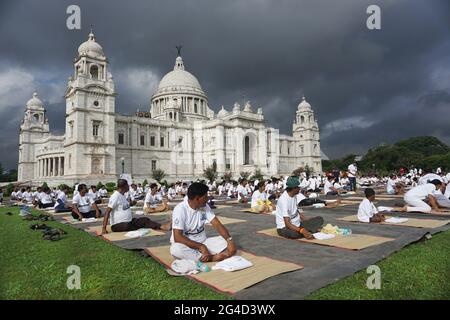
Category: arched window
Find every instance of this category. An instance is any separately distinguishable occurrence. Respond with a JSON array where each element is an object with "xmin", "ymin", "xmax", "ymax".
[
  {"xmin": 301, "ymin": 116, "xmax": 305, "ymax": 124},
  {"xmin": 90, "ymin": 65, "xmax": 99, "ymax": 80},
  {"xmin": 169, "ymin": 112, "xmax": 173, "ymax": 120},
  {"xmin": 244, "ymin": 136, "xmax": 250, "ymax": 165},
  {"xmin": 33, "ymin": 114, "xmax": 40, "ymax": 123},
  {"xmin": 194, "ymin": 103, "xmax": 198, "ymax": 113},
  {"xmin": 309, "ymin": 115, "xmax": 312, "ymax": 122}
]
